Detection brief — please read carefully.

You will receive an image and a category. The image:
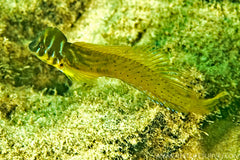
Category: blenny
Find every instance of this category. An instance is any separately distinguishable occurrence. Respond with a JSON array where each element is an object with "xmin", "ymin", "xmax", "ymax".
[{"xmin": 29, "ymin": 27, "xmax": 227, "ymax": 114}]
